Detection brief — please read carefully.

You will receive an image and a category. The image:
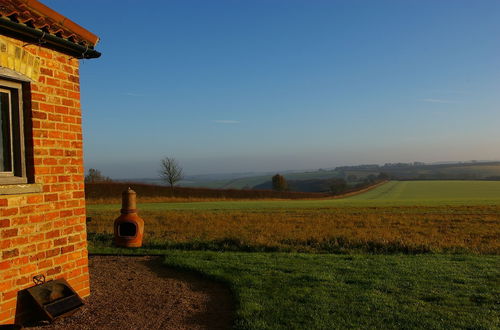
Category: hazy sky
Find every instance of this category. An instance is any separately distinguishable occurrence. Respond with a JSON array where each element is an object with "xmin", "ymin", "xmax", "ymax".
[{"xmin": 44, "ymin": 0, "xmax": 500, "ymax": 178}]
